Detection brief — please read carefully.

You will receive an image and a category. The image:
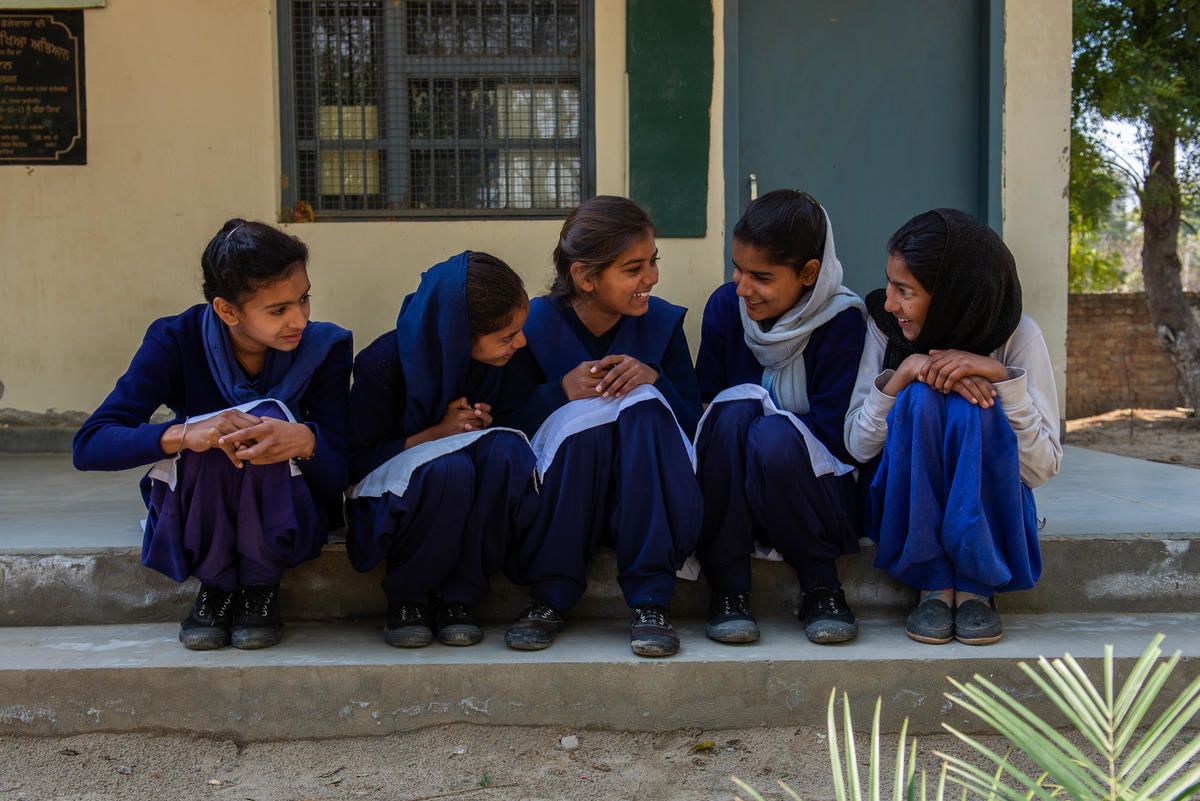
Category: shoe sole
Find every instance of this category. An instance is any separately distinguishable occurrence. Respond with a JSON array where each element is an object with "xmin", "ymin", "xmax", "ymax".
[
  {"xmin": 230, "ymin": 630, "xmax": 282, "ymax": 650},
  {"xmin": 907, "ymin": 630, "xmax": 954, "ymax": 645},
  {"xmin": 438, "ymin": 625, "xmax": 483, "ymax": 647},
  {"xmin": 630, "ymin": 638, "xmax": 679, "ymax": 657},
  {"xmin": 504, "ymin": 631, "xmax": 555, "ymax": 651},
  {"xmin": 179, "ymin": 630, "xmax": 229, "ymax": 650},
  {"xmin": 705, "ymin": 621, "xmax": 760, "ymax": 644},
  {"xmin": 955, "ymin": 631, "xmax": 1004, "ymax": 646},
  {"xmin": 385, "ymin": 628, "xmax": 434, "ymax": 648},
  {"xmin": 805, "ymin": 621, "xmax": 858, "ymax": 644}
]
